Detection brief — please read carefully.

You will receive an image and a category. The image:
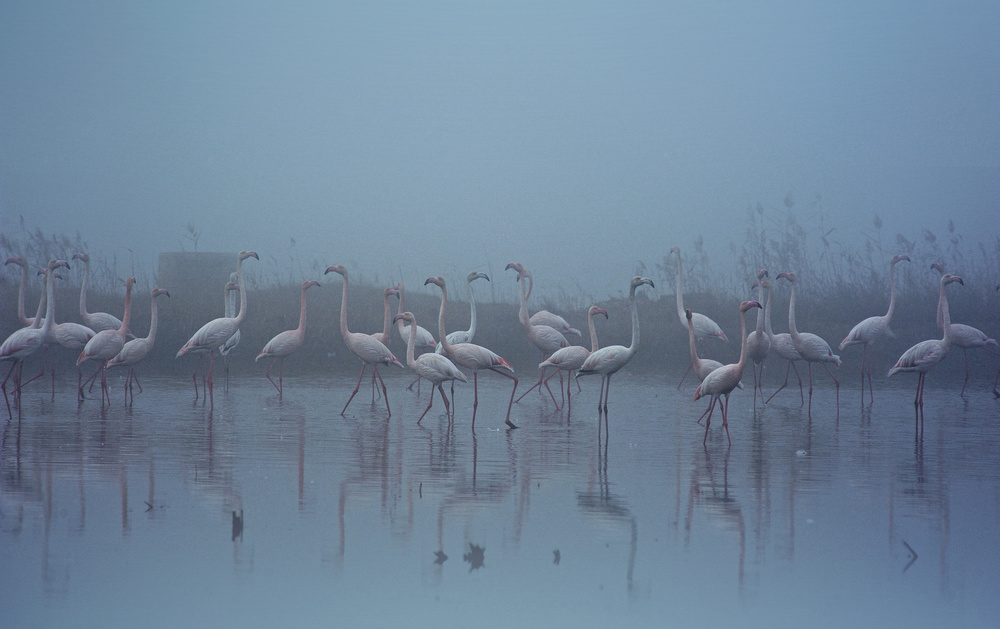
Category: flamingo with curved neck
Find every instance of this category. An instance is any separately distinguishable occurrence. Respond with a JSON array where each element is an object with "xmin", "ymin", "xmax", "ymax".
[
  {"xmin": 746, "ymin": 268, "xmax": 770, "ymax": 406},
  {"xmin": 778, "ymin": 272, "xmax": 841, "ymax": 416},
  {"xmin": 394, "ymin": 311, "xmax": 468, "ymax": 424},
  {"xmin": 508, "ymin": 264, "xmax": 568, "ymax": 407},
  {"xmin": 107, "ymin": 288, "xmax": 170, "ymax": 405},
  {"xmin": 72, "ymin": 252, "xmax": 125, "ymax": 332},
  {"xmin": 671, "ymin": 247, "xmax": 727, "ymax": 389},
  {"xmin": 256, "ymin": 280, "xmax": 320, "ymax": 396},
  {"xmin": 78, "ymin": 276, "xmax": 136, "ymax": 407},
  {"xmin": 540, "ymin": 305, "xmax": 608, "ymax": 410}
]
